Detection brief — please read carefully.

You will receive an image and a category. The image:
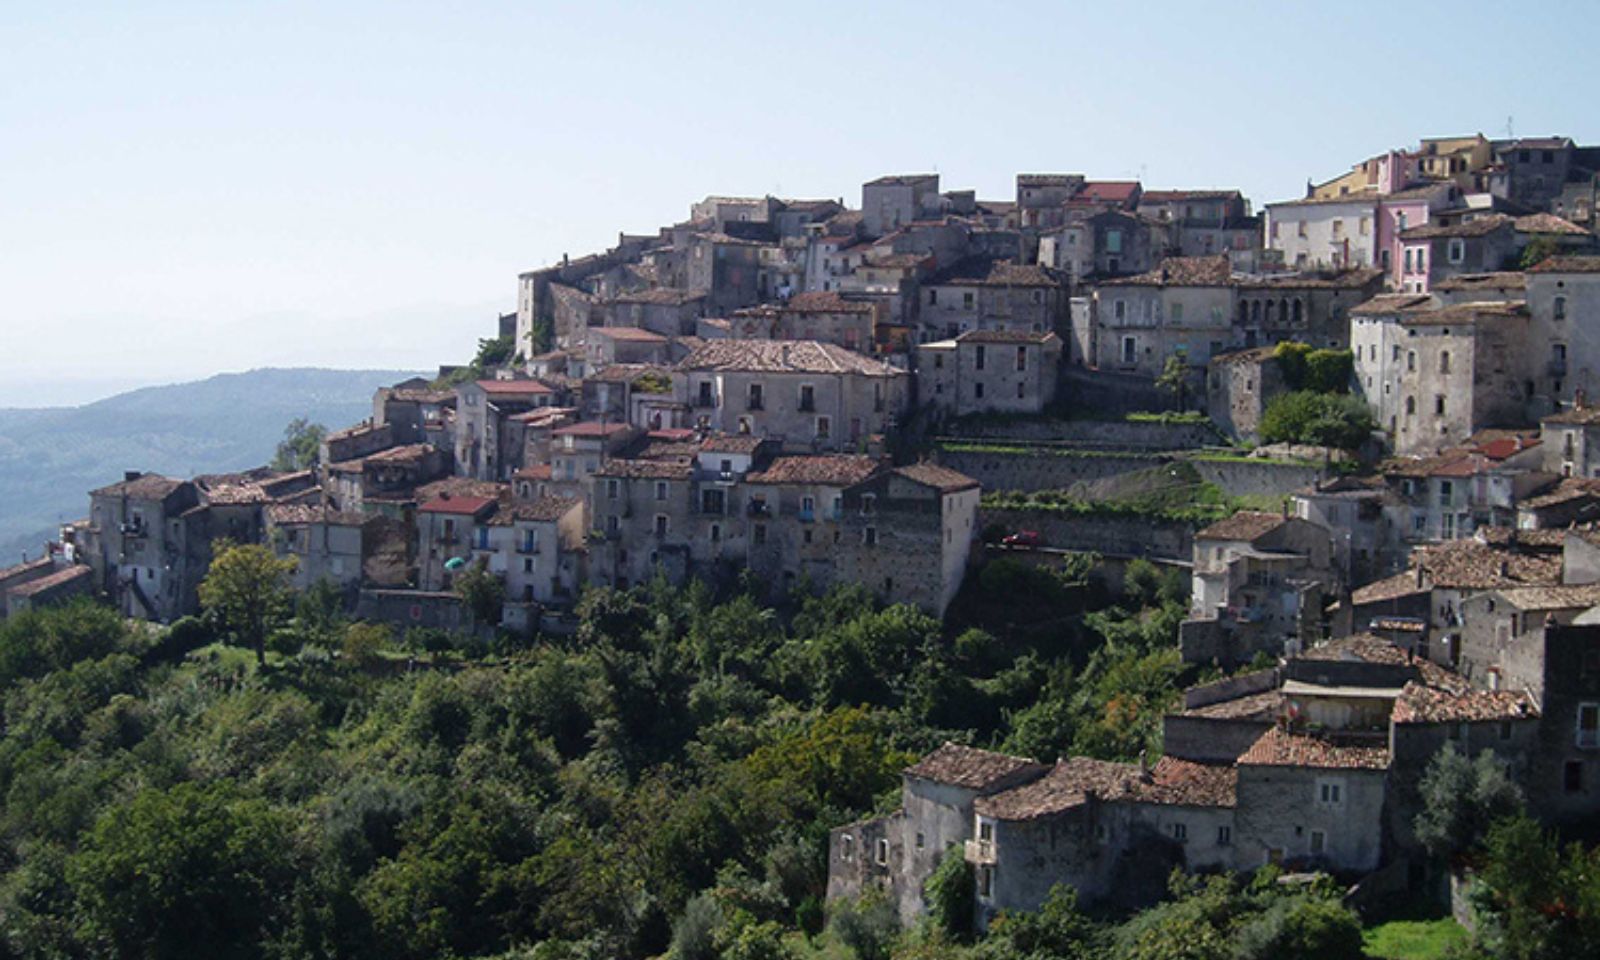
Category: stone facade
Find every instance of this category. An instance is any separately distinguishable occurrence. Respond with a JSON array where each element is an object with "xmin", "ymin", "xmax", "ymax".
[{"xmin": 916, "ymin": 331, "xmax": 1062, "ymax": 419}]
